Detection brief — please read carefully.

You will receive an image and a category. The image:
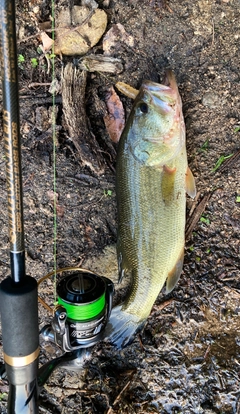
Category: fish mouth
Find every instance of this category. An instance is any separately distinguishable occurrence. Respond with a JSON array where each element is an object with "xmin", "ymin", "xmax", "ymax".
[
  {"xmin": 139, "ymin": 84, "xmax": 177, "ymax": 117},
  {"xmin": 141, "ymin": 70, "xmax": 180, "ymax": 114},
  {"xmin": 162, "ymin": 69, "xmax": 179, "ymax": 90},
  {"xmin": 144, "ymin": 69, "xmax": 179, "ymax": 94},
  {"xmin": 143, "ymin": 81, "xmax": 176, "ymax": 101}
]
